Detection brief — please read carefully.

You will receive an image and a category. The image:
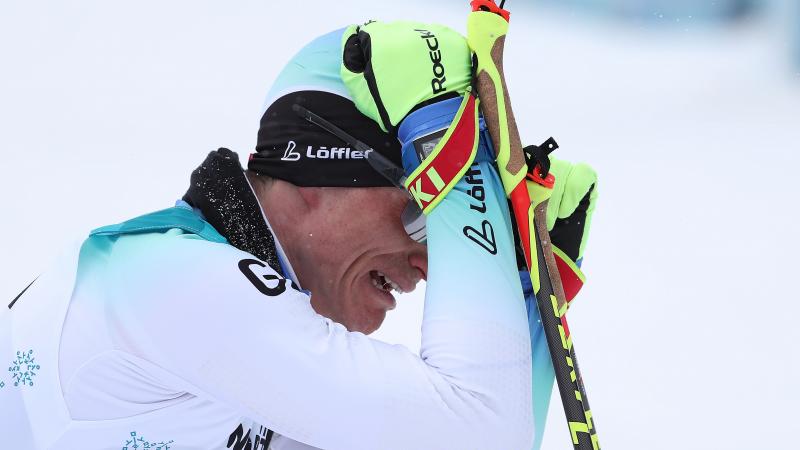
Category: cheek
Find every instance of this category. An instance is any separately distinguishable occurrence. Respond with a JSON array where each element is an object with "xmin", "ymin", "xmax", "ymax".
[
  {"xmin": 369, "ymin": 197, "xmax": 410, "ymax": 236},
  {"xmin": 337, "ymin": 203, "xmax": 407, "ymax": 247},
  {"xmin": 344, "ymin": 272, "xmax": 387, "ymax": 323}
]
